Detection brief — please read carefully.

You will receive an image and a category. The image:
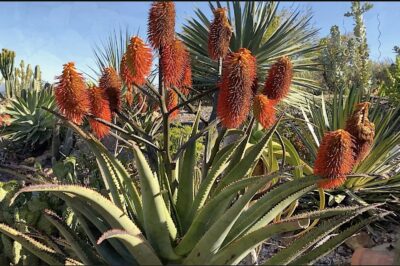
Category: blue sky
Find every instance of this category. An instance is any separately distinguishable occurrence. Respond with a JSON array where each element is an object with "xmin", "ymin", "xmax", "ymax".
[{"xmin": 0, "ymin": 1, "xmax": 399, "ymax": 83}]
